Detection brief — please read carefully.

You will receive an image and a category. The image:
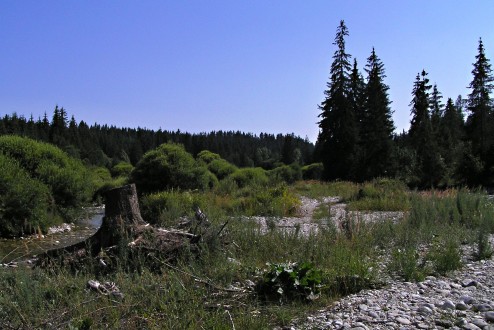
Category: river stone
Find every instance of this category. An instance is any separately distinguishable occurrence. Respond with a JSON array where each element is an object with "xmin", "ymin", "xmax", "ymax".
[
  {"xmin": 456, "ymin": 302, "xmax": 470, "ymax": 310},
  {"xmin": 486, "ymin": 311, "xmax": 494, "ymax": 322},
  {"xmin": 472, "ymin": 318, "xmax": 489, "ymax": 327},
  {"xmin": 418, "ymin": 305, "xmax": 433, "ymax": 315},
  {"xmin": 462, "ymin": 323, "xmax": 482, "ymax": 330},
  {"xmin": 461, "ymin": 295, "xmax": 475, "ymax": 304},
  {"xmin": 473, "ymin": 304, "xmax": 492, "ymax": 312},
  {"xmin": 435, "ymin": 319, "xmax": 454, "ymax": 328},
  {"xmin": 462, "ymin": 279, "xmax": 478, "ymax": 287},
  {"xmin": 367, "ymin": 311, "xmax": 379, "ymax": 319},
  {"xmin": 441, "ymin": 299, "xmax": 456, "ymax": 310},
  {"xmin": 396, "ymin": 317, "xmax": 411, "ymax": 325}
]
